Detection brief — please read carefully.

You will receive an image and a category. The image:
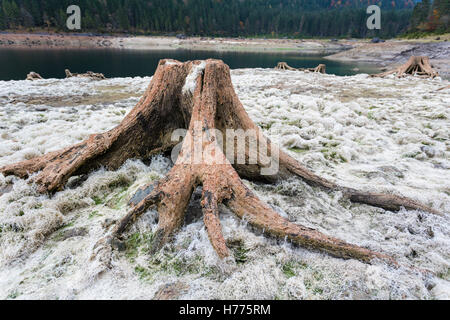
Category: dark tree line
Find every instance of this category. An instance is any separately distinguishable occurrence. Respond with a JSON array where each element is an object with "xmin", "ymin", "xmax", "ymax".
[{"xmin": 0, "ymin": 0, "xmax": 421, "ymax": 38}]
